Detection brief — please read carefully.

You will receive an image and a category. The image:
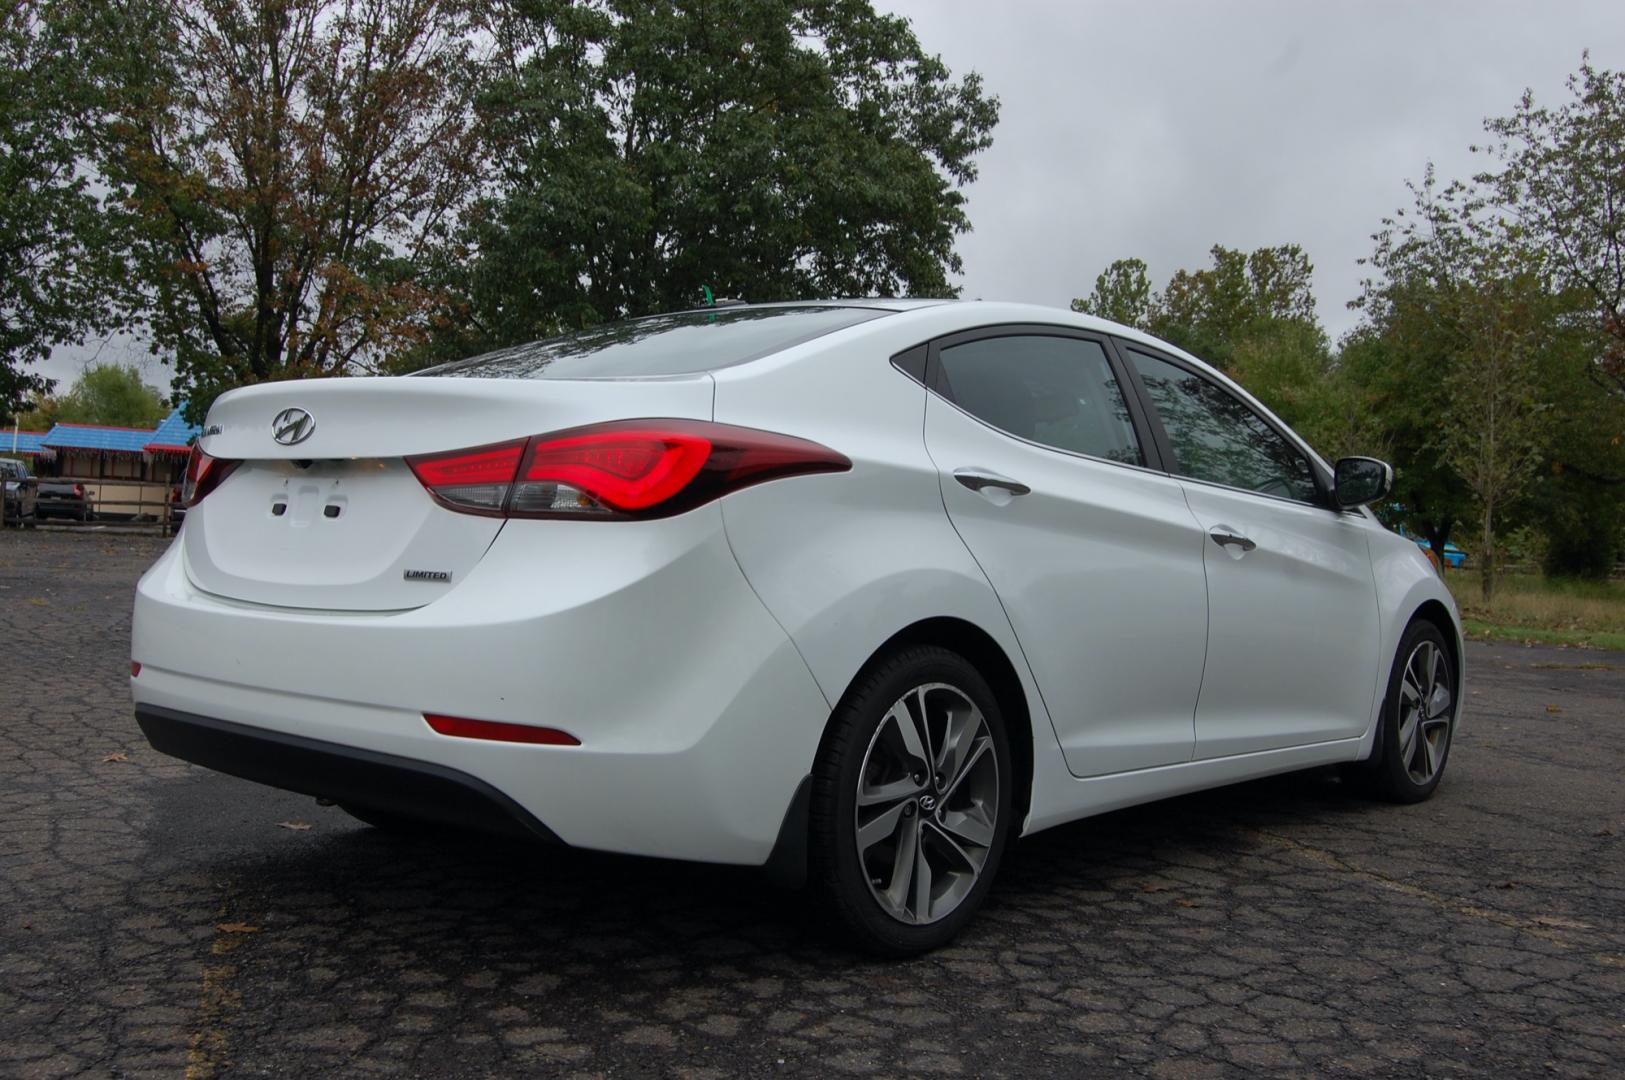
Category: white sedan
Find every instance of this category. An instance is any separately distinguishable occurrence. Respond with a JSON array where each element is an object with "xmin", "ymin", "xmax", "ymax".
[{"xmin": 132, "ymin": 300, "xmax": 1462, "ymax": 955}]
